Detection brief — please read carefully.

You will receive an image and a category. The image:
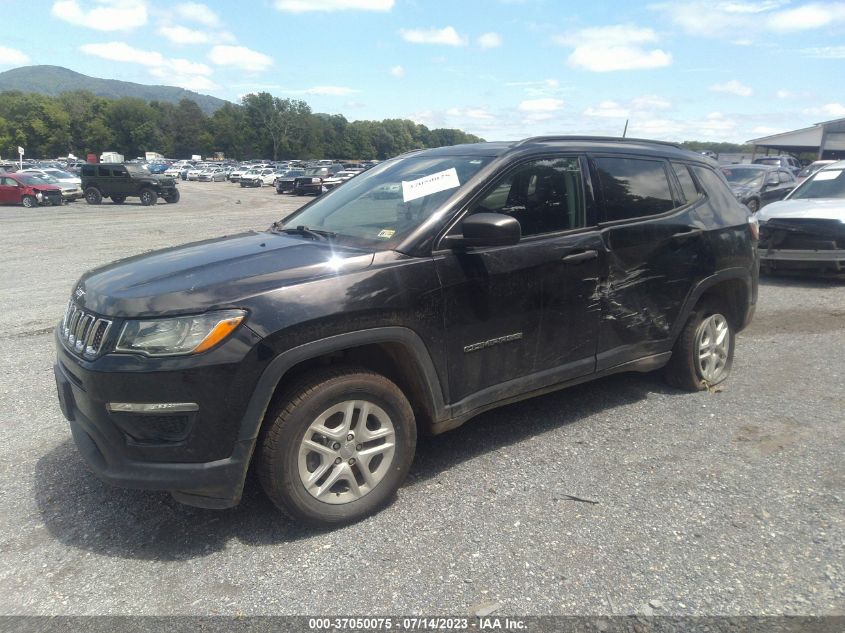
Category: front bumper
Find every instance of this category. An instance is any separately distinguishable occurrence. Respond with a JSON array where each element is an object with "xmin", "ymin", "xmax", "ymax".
[
  {"xmin": 53, "ymin": 325, "xmax": 264, "ymax": 508},
  {"xmin": 760, "ymin": 248, "xmax": 845, "ymax": 270}
]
